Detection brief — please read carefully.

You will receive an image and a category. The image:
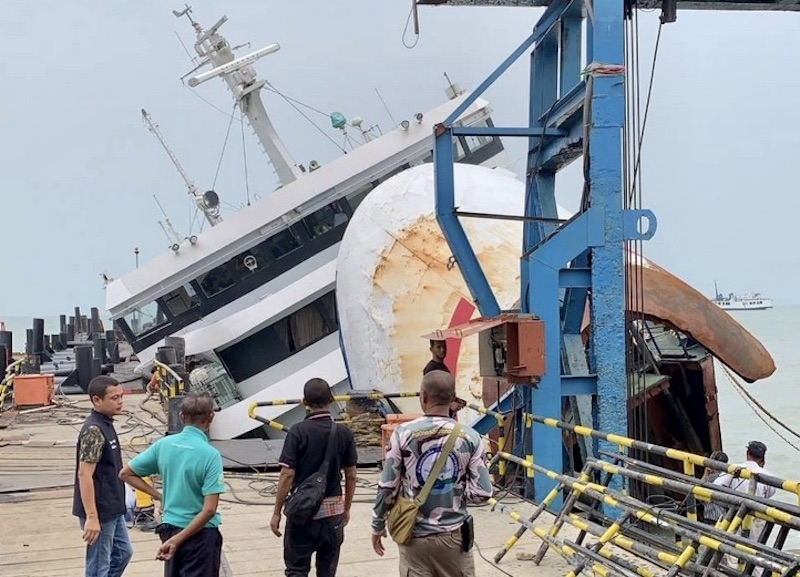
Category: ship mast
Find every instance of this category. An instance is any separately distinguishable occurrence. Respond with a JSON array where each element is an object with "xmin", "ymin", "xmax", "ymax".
[
  {"xmin": 141, "ymin": 108, "xmax": 223, "ymax": 227},
  {"xmin": 175, "ymin": 6, "xmax": 303, "ymax": 188}
]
